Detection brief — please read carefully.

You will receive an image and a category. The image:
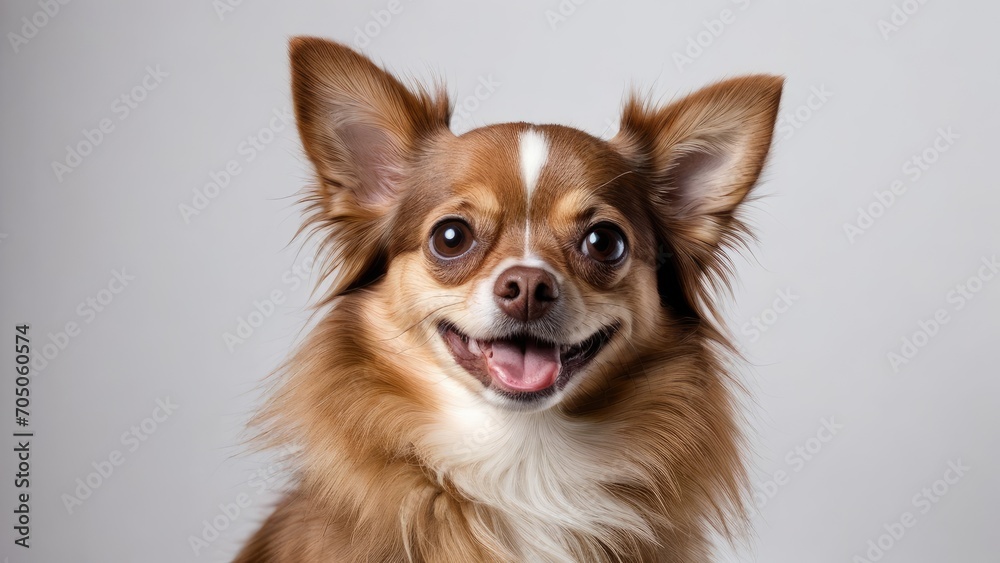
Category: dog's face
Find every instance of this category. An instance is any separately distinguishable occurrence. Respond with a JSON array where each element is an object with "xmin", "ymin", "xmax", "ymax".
[
  {"xmin": 388, "ymin": 124, "xmax": 663, "ymax": 411},
  {"xmin": 290, "ymin": 38, "xmax": 782, "ymax": 412}
]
